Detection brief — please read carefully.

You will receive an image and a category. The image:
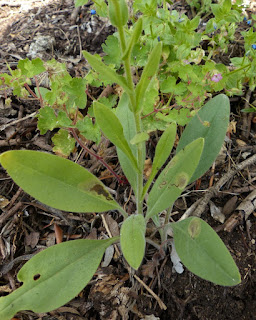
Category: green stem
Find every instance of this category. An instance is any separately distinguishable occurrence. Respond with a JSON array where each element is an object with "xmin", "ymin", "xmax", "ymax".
[
  {"xmin": 117, "ymin": 24, "xmax": 144, "ymax": 214},
  {"xmin": 134, "ymin": 112, "xmax": 144, "ymax": 214},
  {"xmin": 118, "ymin": 25, "xmax": 137, "ymax": 111},
  {"xmin": 227, "ymin": 63, "xmax": 251, "ymax": 76}
]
